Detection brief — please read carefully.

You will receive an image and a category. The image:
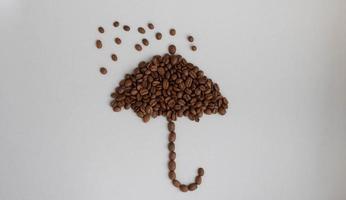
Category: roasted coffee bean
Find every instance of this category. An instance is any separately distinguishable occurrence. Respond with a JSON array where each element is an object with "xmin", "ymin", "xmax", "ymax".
[
  {"xmin": 191, "ymin": 45, "xmax": 197, "ymax": 51},
  {"xmin": 143, "ymin": 114, "xmax": 150, "ymax": 123},
  {"xmin": 188, "ymin": 183, "xmax": 197, "ymax": 191},
  {"xmin": 169, "ymin": 28, "xmax": 176, "ymax": 36},
  {"xmin": 168, "ymin": 142, "xmax": 175, "ymax": 151},
  {"xmin": 114, "ymin": 37, "xmax": 121, "ymax": 44},
  {"xmin": 168, "ymin": 45, "xmax": 176, "ymax": 55},
  {"xmin": 187, "ymin": 35, "xmax": 194, "ymax": 42},
  {"xmin": 96, "ymin": 40, "xmax": 102, "ymax": 48},
  {"xmin": 113, "ymin": 106, "xmax": 121, "ymax": 112},
  {"xmin": 142, "ymin": 38, "xmax": 149, "ymax": 46},
  {"xmin": 123, "ymin": 25, "xmax": 130, "ymax": 31},
  {"xmin": 137, "ymin": 27, "xmax": 145, "ymax": 34},
  {"xmin": 155, "ymin": 32, "xmax": 162, "ymax": 40},
  {"xmin": 111, "ymin": 54, "xmax": 117, "ymax": 61},
  {"xmin": 168, "ymin": 160, "xmax": 176, "ymax": 170},
  {"xmin": 172, "ymin": 179, "xmax": 181, "ymax": 187},
  {"xmin": 113, "ymin": 21, "xmax": 119, "ymax": 27},
  {"xmin": 169, "ymin": 151, "xmax": 176, "ymax": 160},
  {"xmin": 135, "ymin": 44, "xmax": 142, "ymax": 51},
  {"xmin": 98, "ymin": 27, "xmax": 104, "ymax": 33},
  {"xmin": 168, "ymin": 171, "xmax": 176, "ymax": 180},
  {"xmin": 168, "ymin": 121, "xmax": 175, "ymax": 132},
  {"xmin": 195, "ymin": 175, "xmax": 202, "ymax": 185},
  {"xmin": 147, "ymin": 23, "xmax": 154, "ymax": 30},
  {"xmin": 168, "ymin": 132, "xmax": 176, "ymax": 142},
  {"xmin": 100, "ymin": 67, "xmax": 107, "ymax": 75},
  {"xmin": 179, "ymin": 184, "xmax": 188, "ymax": 192},
  {"xmin": 198, "ymin": 168, "xmax": 204, "ymax": 176}
]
